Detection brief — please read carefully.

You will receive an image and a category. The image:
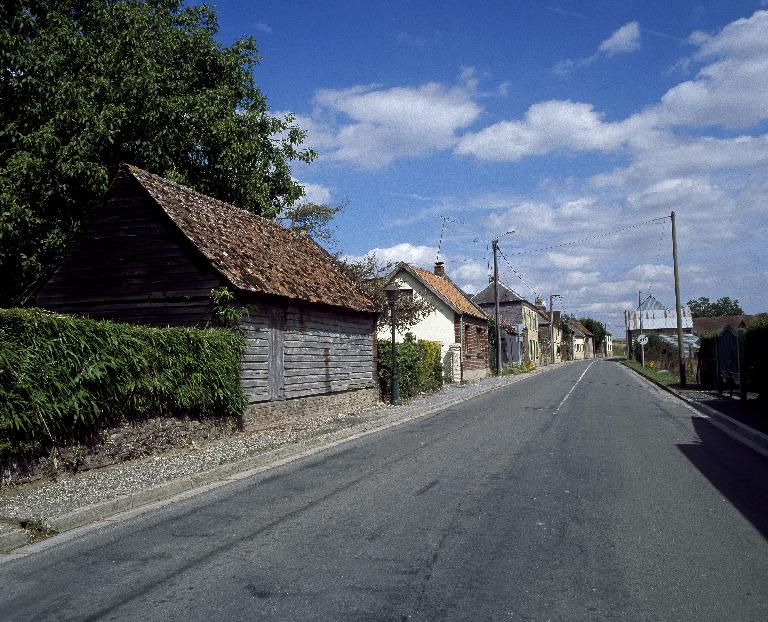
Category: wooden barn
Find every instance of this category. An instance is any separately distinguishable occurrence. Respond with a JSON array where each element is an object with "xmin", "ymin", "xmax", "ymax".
[{"xmin": 35, "ymin": 165, "xmax": 379, "ymax": 418}]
